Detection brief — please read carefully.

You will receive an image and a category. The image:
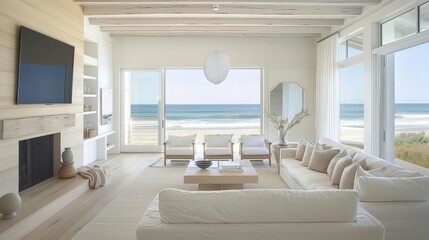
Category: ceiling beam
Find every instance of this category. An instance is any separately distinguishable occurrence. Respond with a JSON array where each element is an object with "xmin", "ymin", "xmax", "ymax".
[
  {"xmin": 109, "ymin": 32, "xmax": 322, "ymax": 37},
  {"xmin": 75, "ymin": 0, "xmax": 381, "ymax": 7},
  {"xmin": 89, "ymin": 17, "xmax": 344, "ymax": 26},
  {"xmin": 83, "ymin": 4, "xmax": 362, "ymax": 18},
  {"xmin": 100, "ymin": 25, "xmax": 331, "ymax": 33}
]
